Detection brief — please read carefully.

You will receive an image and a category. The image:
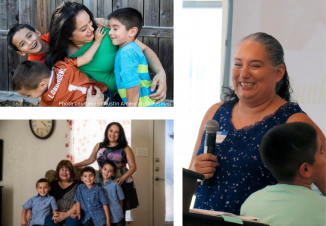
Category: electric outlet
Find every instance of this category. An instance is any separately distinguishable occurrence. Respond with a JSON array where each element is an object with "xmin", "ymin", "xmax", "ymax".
[{"xmin": 136, "ymin": 148, "xmax": 148, "ymax": 157}]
